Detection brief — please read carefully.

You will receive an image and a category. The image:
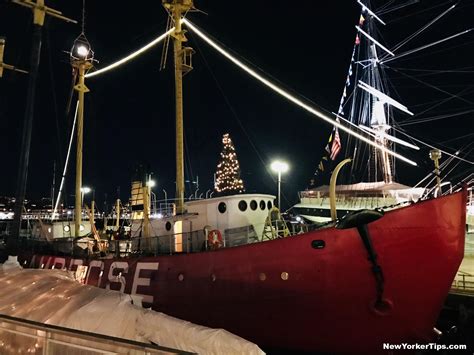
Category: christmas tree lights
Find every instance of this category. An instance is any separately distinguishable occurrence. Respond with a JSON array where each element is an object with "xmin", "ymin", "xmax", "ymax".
[{"xmin": 215, "ymin": 133, "xmax": 245, "ymax": 194}]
